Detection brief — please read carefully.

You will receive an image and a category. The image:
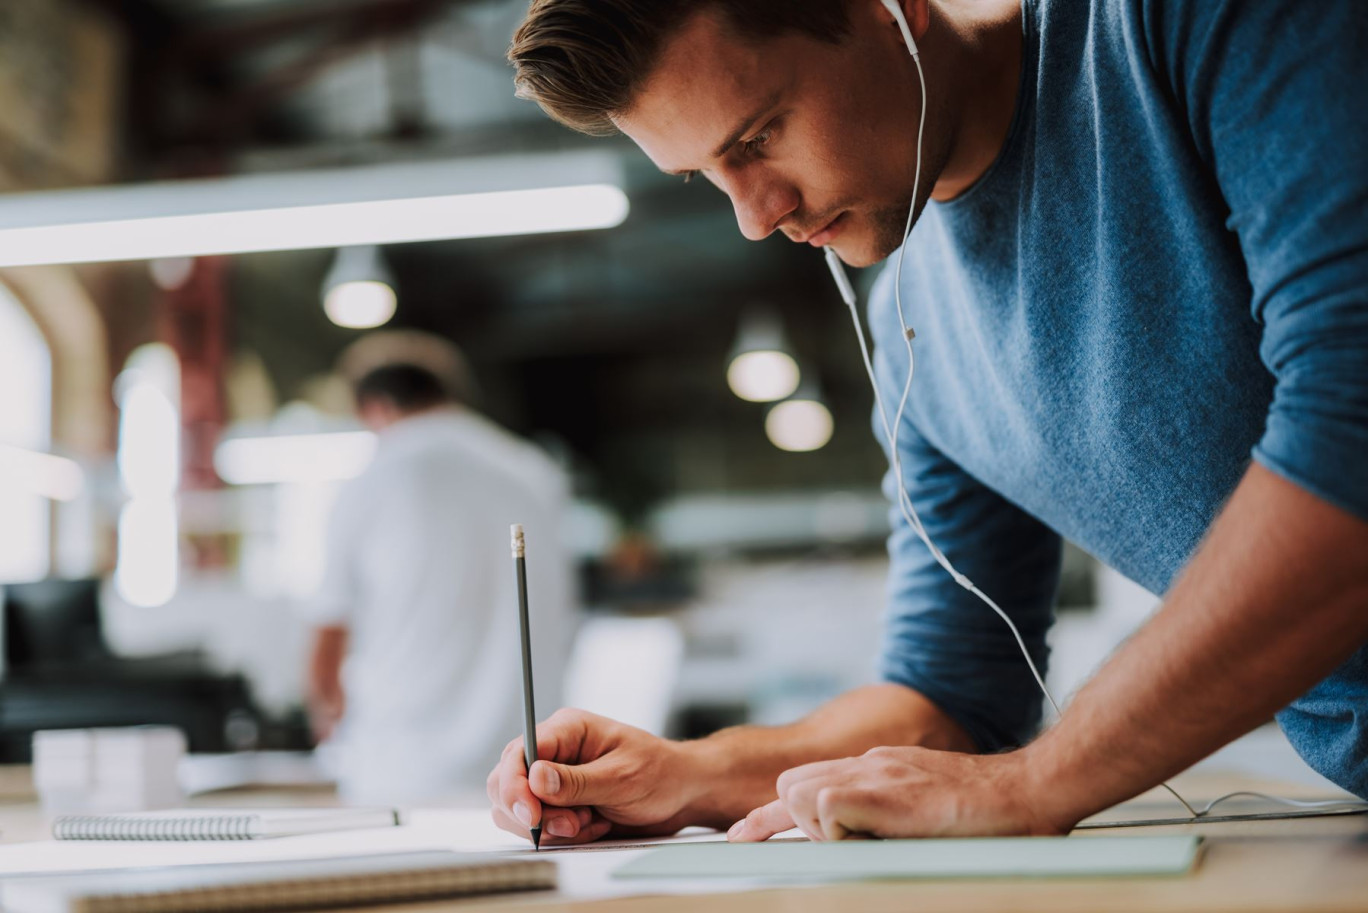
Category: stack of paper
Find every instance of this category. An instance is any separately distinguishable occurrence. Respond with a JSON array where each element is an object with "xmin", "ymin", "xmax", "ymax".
[{"xmin": 33, "ymin": 727, "xmax": 186, "ymax": 815}]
